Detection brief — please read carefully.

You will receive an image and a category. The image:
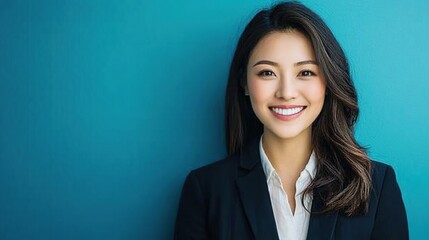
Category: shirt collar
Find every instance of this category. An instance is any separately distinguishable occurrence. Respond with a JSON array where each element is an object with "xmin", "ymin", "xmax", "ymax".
[
  {"xmin": 260, "ymin": 136, "xmax": 276, "ymax": 182},
  {"xmin": 259, "ymin": 135, "xmax": 317, "ymax": 182}
]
